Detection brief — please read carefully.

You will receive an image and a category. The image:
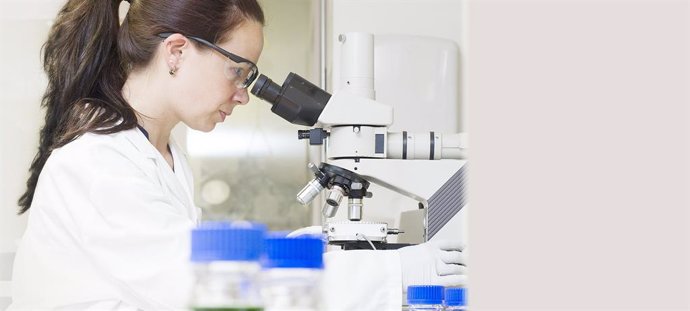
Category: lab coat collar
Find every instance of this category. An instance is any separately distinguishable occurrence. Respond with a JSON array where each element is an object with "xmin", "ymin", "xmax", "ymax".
[
  {"xmin": 121, "ymin": 126, "xmax": 159, "ymax": 159},
  {"xmin": 121, "ymin": 127, "xmax": 198, "ymax": 222}
]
